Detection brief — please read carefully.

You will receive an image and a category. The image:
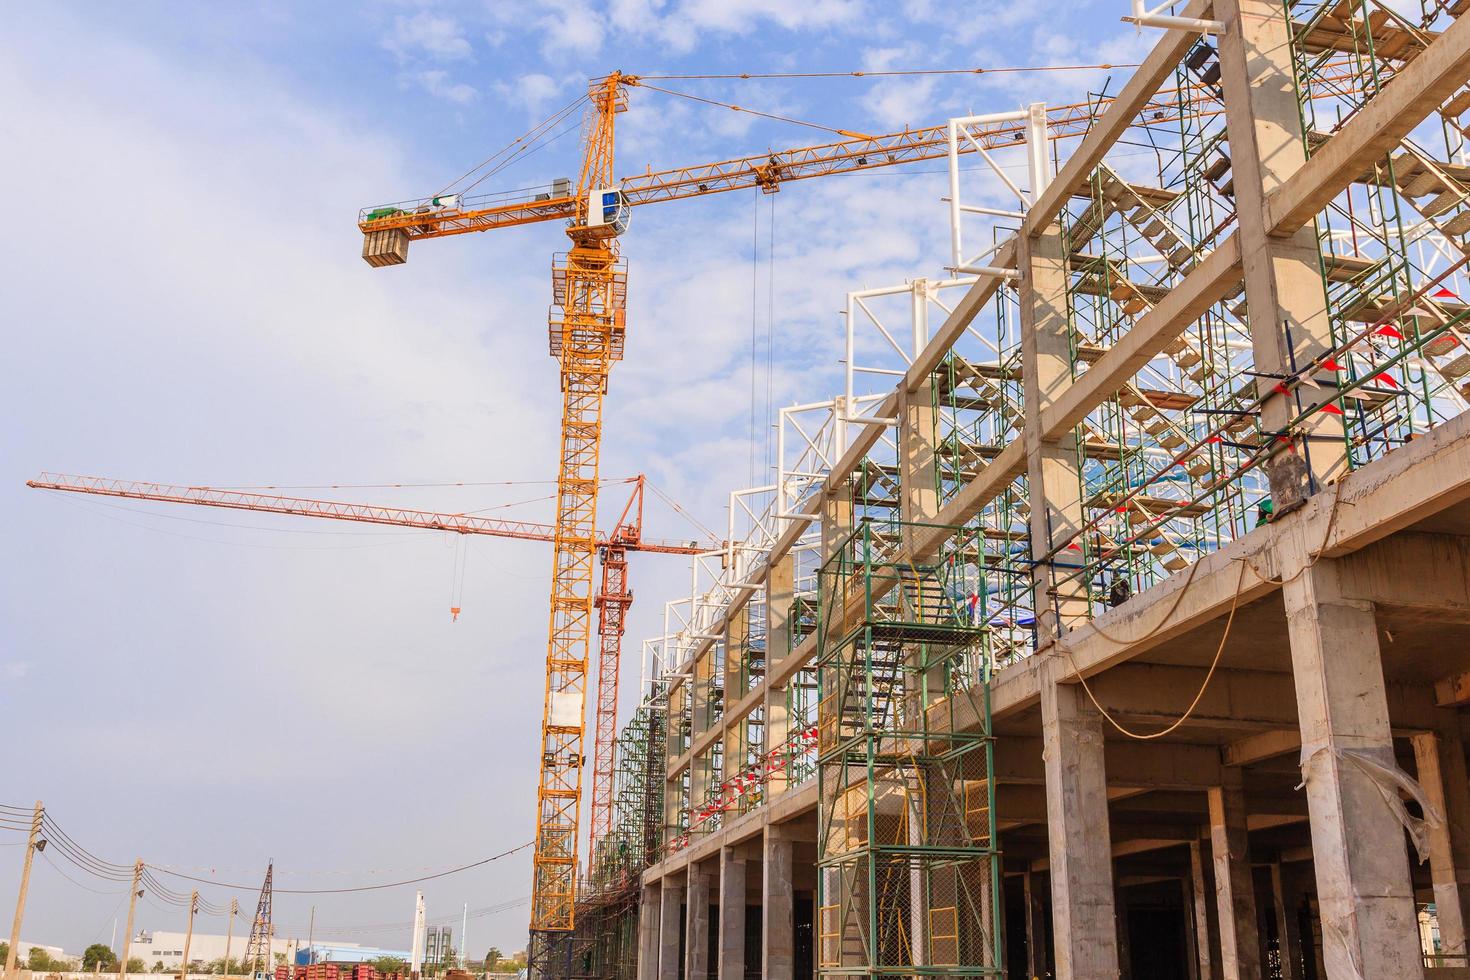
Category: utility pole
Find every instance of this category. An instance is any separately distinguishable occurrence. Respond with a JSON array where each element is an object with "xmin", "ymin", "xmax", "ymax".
[
  {"xmin": 179, "ymin": 891, "xmax": 199, "ymax": 980},
  {"xmin": 459, "ymin": 905, "xmax": 467, "ymax": 970},
  {"xmin": 223, "ymin": 899, "xmax": 237, "ymax": 980},
  {"xmin": 305, "ymin": 907, "xmax": 314, "ymax": 966},
  {"xmin": 118, "ymin": 860, "xmax": 143, "ymax": 980},
  {"xmin": 4, "ymin": 801, "xmax": 44, "ymax": 980}
]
